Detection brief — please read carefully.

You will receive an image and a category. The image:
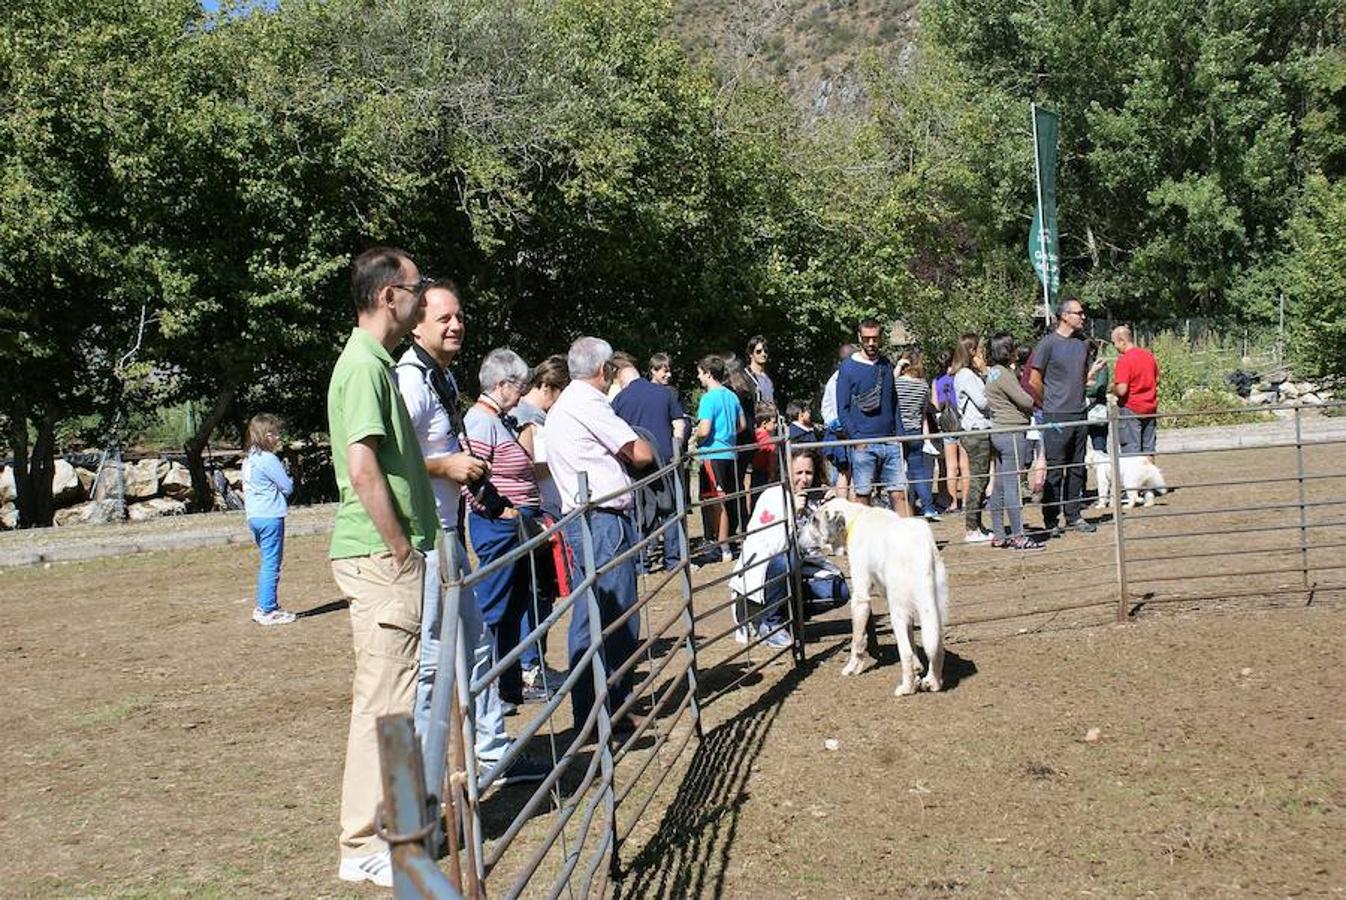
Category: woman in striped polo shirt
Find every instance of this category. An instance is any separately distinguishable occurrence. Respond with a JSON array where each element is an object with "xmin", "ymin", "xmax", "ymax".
[{"xmin": 464, "ymin": 348, "xmax": 543, "ymax": 709}]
